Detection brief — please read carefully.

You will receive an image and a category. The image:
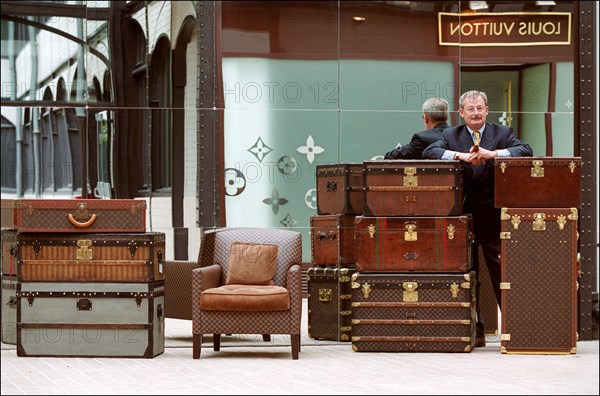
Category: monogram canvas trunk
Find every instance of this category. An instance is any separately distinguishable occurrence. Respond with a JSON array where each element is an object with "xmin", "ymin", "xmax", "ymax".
[
  {"xmin": 494, "ymin": 157, "xmax": 581, "ymax": 208},
  {"xmin": 307, "ymin": 267, "xmax": 356, "ymax": 341},
  {"xmin": 500, "ymin": 207, "xmax": 579, "ymax": 354},
  {"xmin": 12, "ymin": 199, "xmax": 147, "ymax": 233},
  {"xmin": 15, "ymin": 232, "xmax": 165, "ymax": 283},
  {"xmin": 363, "ymin": 160, "xmax": 463, "ymax": 216},
  {"xmin": 17, "ymin": 281, "xmax": 165, "ymax": 358},
  {"xmin": 355, "ymin": 215, "xmax": 473, "ymax": 273},
  {"xmin": 316, "ymin": 163, "xmax": 364, "ymax": 215},
  {"xmin": 310, "ymin": 214, "xmax": 356, "ymax": 267},
  {"xmin": 351, "ymin": 272, "xmax": 476, "ymax": 352}
]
